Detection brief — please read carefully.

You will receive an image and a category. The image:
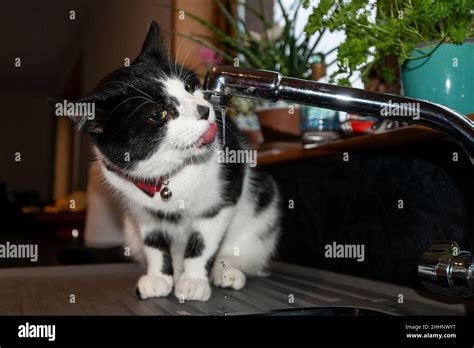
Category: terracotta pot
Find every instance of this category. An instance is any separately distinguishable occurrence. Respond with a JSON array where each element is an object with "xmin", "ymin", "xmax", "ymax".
[
  {"xmin": 256, "ymin": 102, "xmax": 301, "ymax": 142},
  {"xmin": 311, "ymin": 63, "xmax": 326, "ymax": 81}
]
